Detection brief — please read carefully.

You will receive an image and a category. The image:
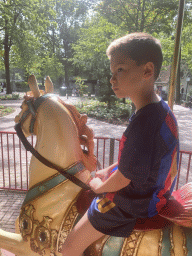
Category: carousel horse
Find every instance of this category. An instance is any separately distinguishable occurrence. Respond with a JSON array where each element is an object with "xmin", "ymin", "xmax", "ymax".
[{"xmin": 0, "ymin": 75, "xmax": 192, "ymax": 256}]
